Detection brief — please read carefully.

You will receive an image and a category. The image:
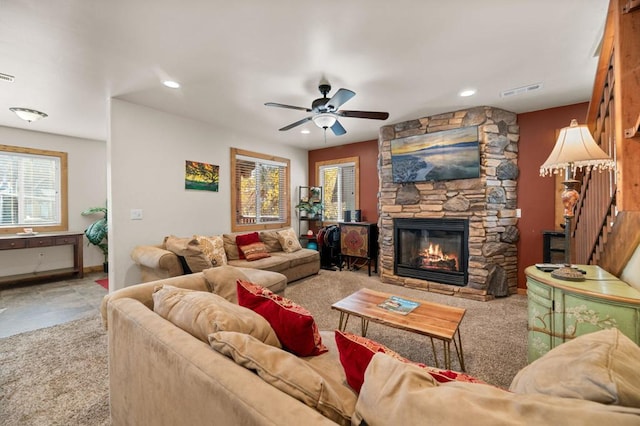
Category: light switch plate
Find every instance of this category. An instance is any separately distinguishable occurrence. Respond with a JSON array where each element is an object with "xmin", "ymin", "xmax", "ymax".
[{"xmin": 130, "ymin": 209, "xmax": 143, "ymax": 220}]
